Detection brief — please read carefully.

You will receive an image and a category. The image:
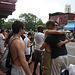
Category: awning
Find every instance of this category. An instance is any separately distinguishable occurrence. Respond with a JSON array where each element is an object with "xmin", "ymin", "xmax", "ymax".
[
  {"xmin": 63, "ymin": 23, "xmax": 75, "ymax": 30},
  {"xmin": 0, "ymin": 0, "xmax": 17, "ymax": 18}
]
